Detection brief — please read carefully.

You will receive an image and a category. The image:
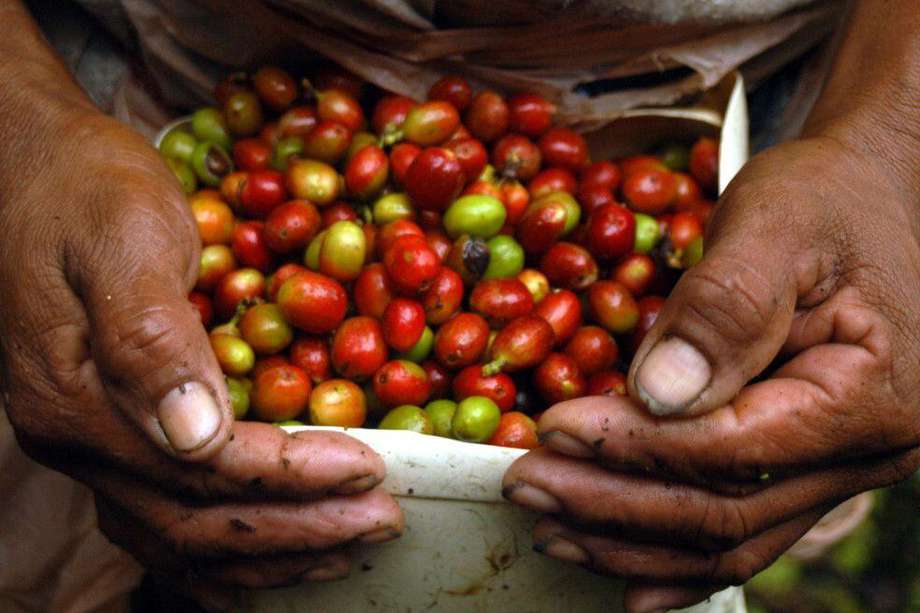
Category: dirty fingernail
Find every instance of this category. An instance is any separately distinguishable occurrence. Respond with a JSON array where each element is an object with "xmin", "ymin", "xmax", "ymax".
[
  {"xmin": 158, "ymin": 382, "xmax": 222, "ymax": 453},
  {"xmin": 335, "ymin": 474, "xmax": 379, "ymax": 495},
  {"xmin": 636, "ymin": 337, "xmax": 711, "ymax": 415},
  {"xmin": 502, "ymin": 482, "xmax": 563, "ymax": 514},
  {"xmin": 304, "ymin": 565, "xmax": 349, "ymax": 582},
  {"xmin": 358, "ymin": 527, "xmax": 402, "ymax": 544},
  {"xmin": 541, "ymin": 431, "xmax": 594, "ymax": 458},
  {"xmin": 543, "ymin": 536, "xmax": 590, "ymax": 565},
  {"xmin": 632, "ymin": 596, "xmax": 677, "ymax": 613}
]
